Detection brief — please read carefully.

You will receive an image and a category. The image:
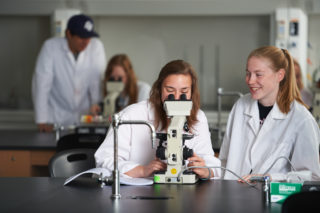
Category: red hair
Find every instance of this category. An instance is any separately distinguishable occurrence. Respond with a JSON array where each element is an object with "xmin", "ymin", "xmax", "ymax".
[{"xmin": 104, "ymin": 54, "xmax": 138, "ymax": 105}]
